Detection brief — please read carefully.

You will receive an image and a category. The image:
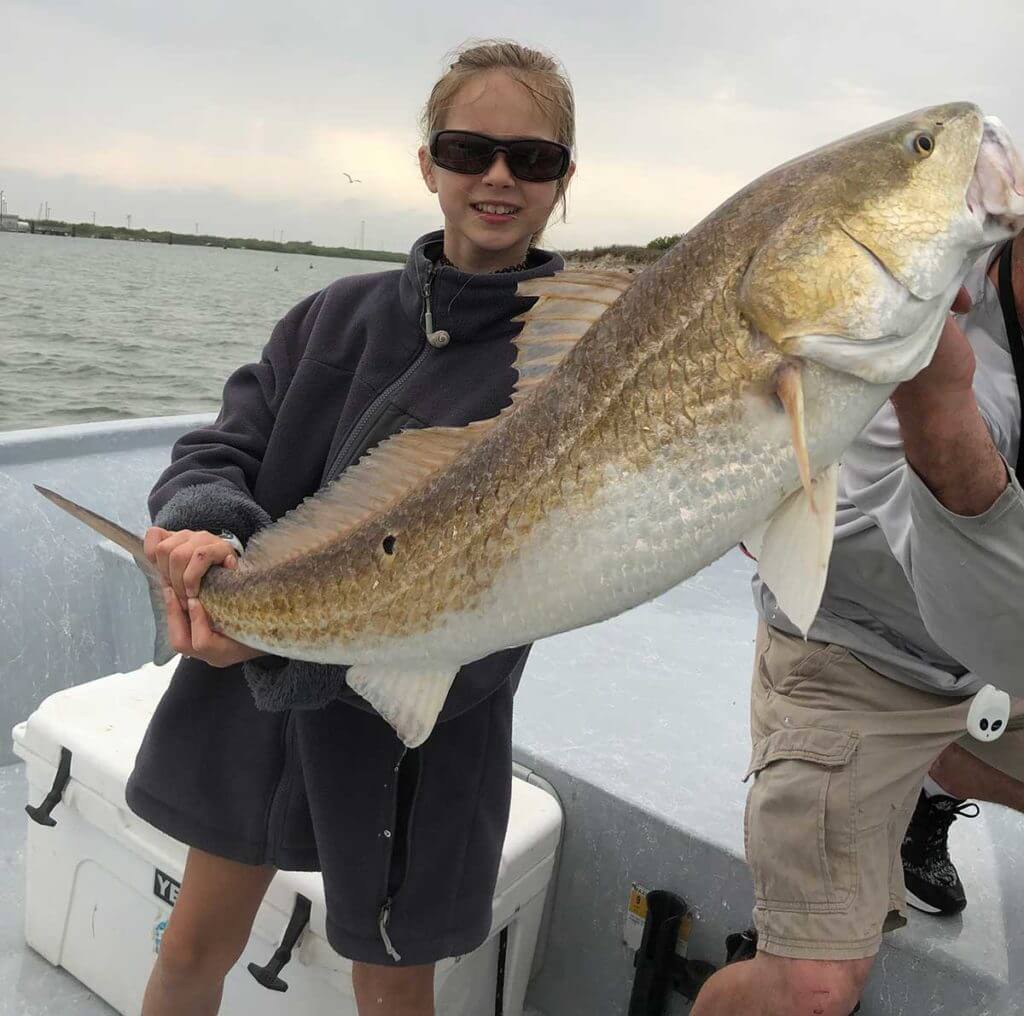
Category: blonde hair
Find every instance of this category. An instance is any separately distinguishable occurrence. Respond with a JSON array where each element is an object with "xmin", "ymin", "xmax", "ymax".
[{"xmin": 420, "ymin": 40, "xmax": 576, "ymax": 245}]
